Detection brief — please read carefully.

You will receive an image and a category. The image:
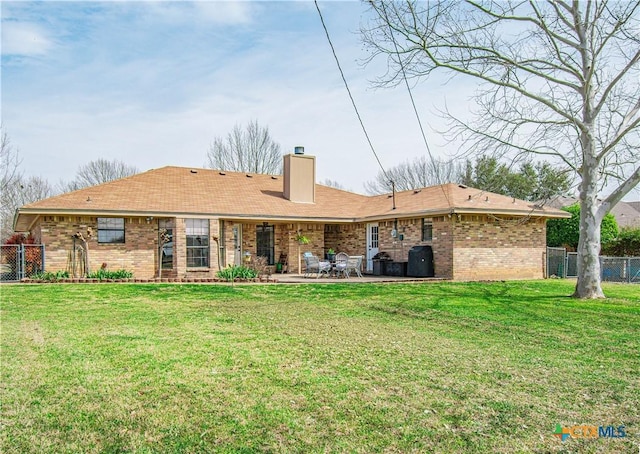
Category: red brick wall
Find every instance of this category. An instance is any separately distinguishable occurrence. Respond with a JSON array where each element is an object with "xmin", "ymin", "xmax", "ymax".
[
  {"xmin": 376, "ymin": 217, "xmax": 453, "ymax": 279},
  {"xmin": 33, "ymin": 214, "xmax": 547, "ymax": 281},
  {"xmin": 373, "ymin": 215, "xmax": 545, "ymax": 280},
  {"xmin": 451, "ymin": 215, "xmax": 546, "ymax": 280},
  {"xmin": 35, "ymin": 215, "xmax": 158, "ymax": 278}
]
